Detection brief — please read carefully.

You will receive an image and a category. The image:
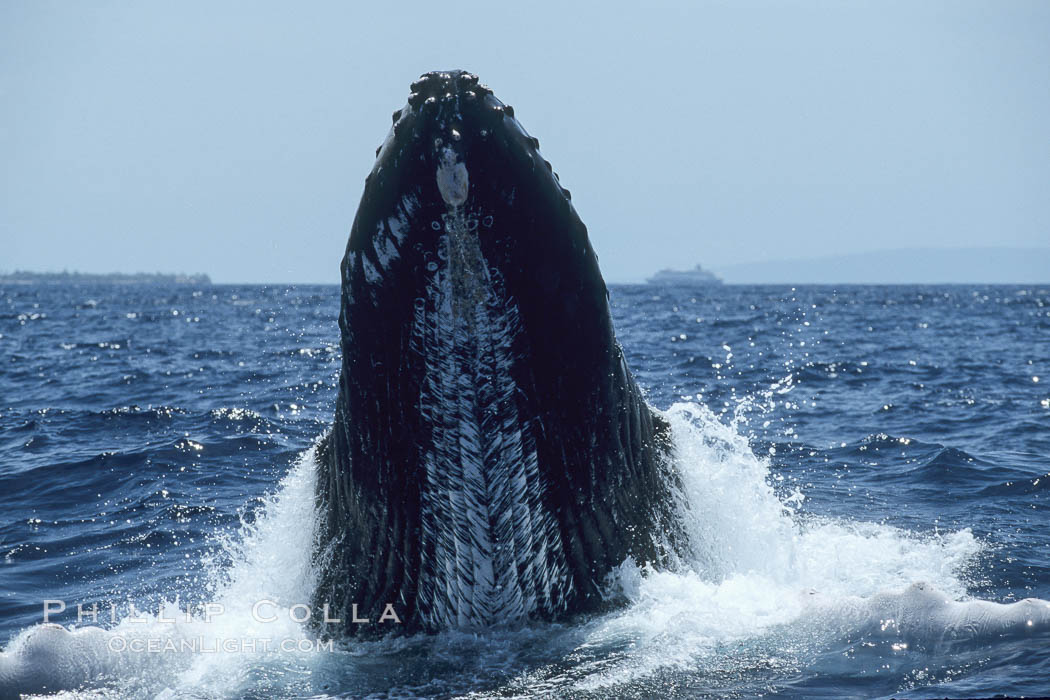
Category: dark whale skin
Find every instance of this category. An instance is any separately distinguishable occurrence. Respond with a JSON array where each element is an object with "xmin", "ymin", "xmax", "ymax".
[{"xmin": 313, "ymin": 70, "xmax": 681, "ymax": 637}]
